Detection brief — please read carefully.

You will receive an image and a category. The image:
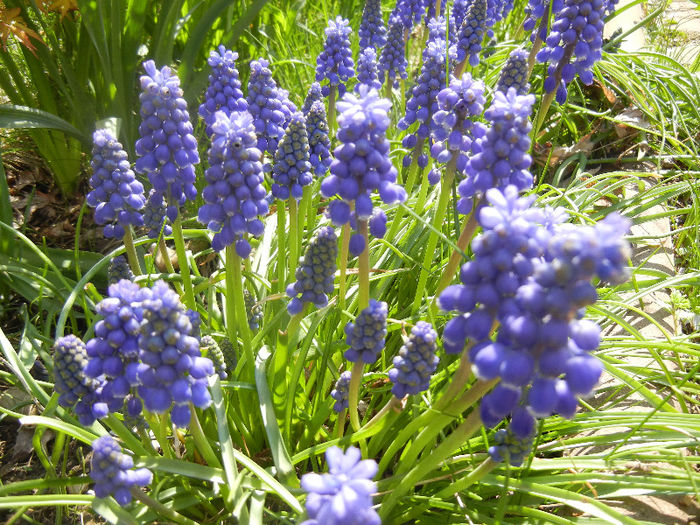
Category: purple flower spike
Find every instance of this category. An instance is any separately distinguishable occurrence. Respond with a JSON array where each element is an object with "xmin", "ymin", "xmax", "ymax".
[
  {"xmin": 286, "ymin": 226, "xmax": 338, "ymax": 315},
  {"xmin": 198, "ymin": 111, "xmax": 268, "ymax": 256},
  {"xmin": 200, "ymin": 335, "xmax": 228, "ymax": 380},
  {"xmin": 143, "ymin": 189, "xmax": 171, "ymax": 238},
  {"xmin": 199, "ymin": 46, "xmax": 248, "ymax": 137},
  {"xmin": 330, "ymin": 371, "xmax": 352, "ymax": 412},
  {"xmin": 247, "ymin": 58, "xmax": 287, "ymax": 156},
  {"xmin": 388, "ymin": 321, "xmax": 439, "ymax": 397},
  {"xmin": 108, "ymin": 256, "xmax": 135, "ymax": 285},
  {"xmin": 301, "ymin": 446, "xmax": 380, "ymax": 525},
  {"xmin": 359, "ymin": 0, "xmax": 387, "ymax": 49},
  {"xmin": 303, "ymin": 82, "xmax": 324, "ymax": 115},
  {"xmin": 392, "ymin": 0, "xmax": 426, "ymax": 30},
  {"xmin": 488, "ymin": 408, "xmax": 536, "ymax": 466},
  {"xmin": 54, "ymin": 335, "xmax": 103, "ymax": 425},
  {"xmin": 496, "ymin": 48, "xmax": 530, "ymax": 95},
  {"xmin": 344, "ymin": 300, "xmax": 387, "ymax": 364},
  {"xmin": 134, "ymin": 61, "xmax": 199, "ymax": 221},
  {"xmin": 455, "ymin": 0, "xmax": 488, "ymax": 67},
  {"xmin": 316, "ymin": 16, "xmax": 355, "ymax": 98},
  {"xmin": 378, "ymin": 15, "xmax": 408, "ymax": 88},
  {"xmin": 91, "ymin": 435, "xmax": 152, "ymax": 505},
  {"xmin": 451, "ymin": 0, "xmax": 471, "ymax": 29},
  {"xmin": 355, "ymin": 47, "xmax": 383, "ymax": 93},
  {"xmin": 272, "ymin": 112, "xmax": 313, "ymax": 201},
  {"xmin": 305, "ymin": 101, "xmax": 333, "ymax": 176},
  {"xmin": 88, "ymin": 129, "xmax": 145, "ymax": 240}
]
